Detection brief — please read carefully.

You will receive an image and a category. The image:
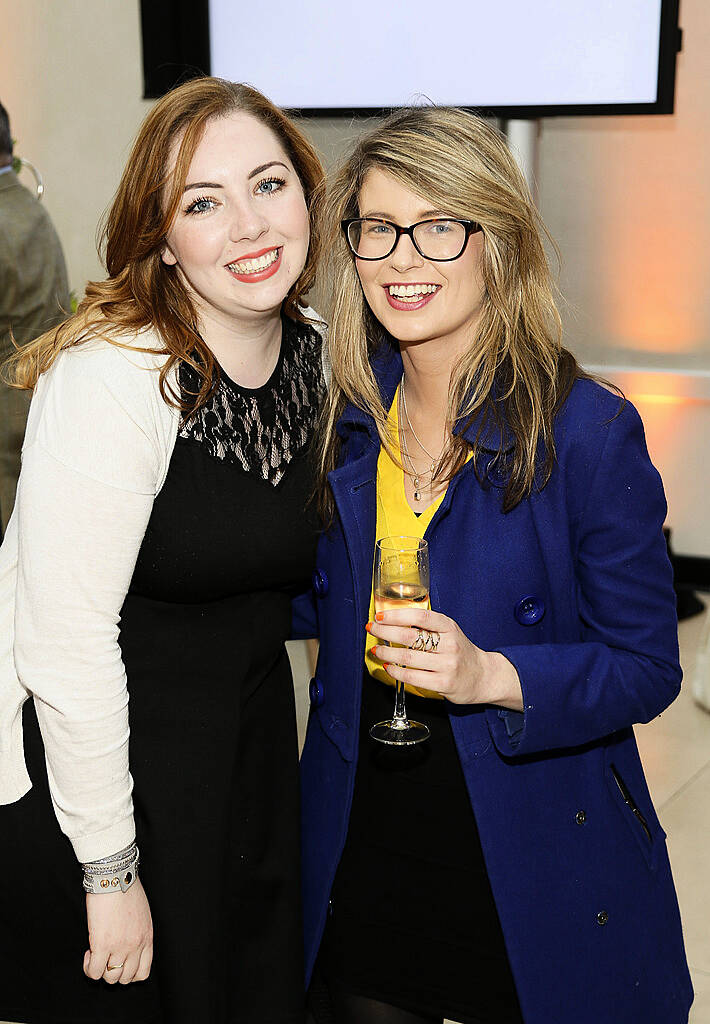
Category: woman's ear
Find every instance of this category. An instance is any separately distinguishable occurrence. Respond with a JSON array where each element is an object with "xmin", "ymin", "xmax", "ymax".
[{"xmin": 161, "ymin": 242, "xmax": 177, "ymax": 267}]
